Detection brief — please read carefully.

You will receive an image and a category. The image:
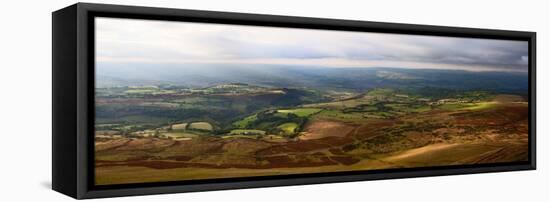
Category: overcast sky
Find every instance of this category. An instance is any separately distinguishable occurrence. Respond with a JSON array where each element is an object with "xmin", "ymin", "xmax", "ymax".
[{"xmin": 96, "ymin": 17, "xmax": 529, "ymax": 72}]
